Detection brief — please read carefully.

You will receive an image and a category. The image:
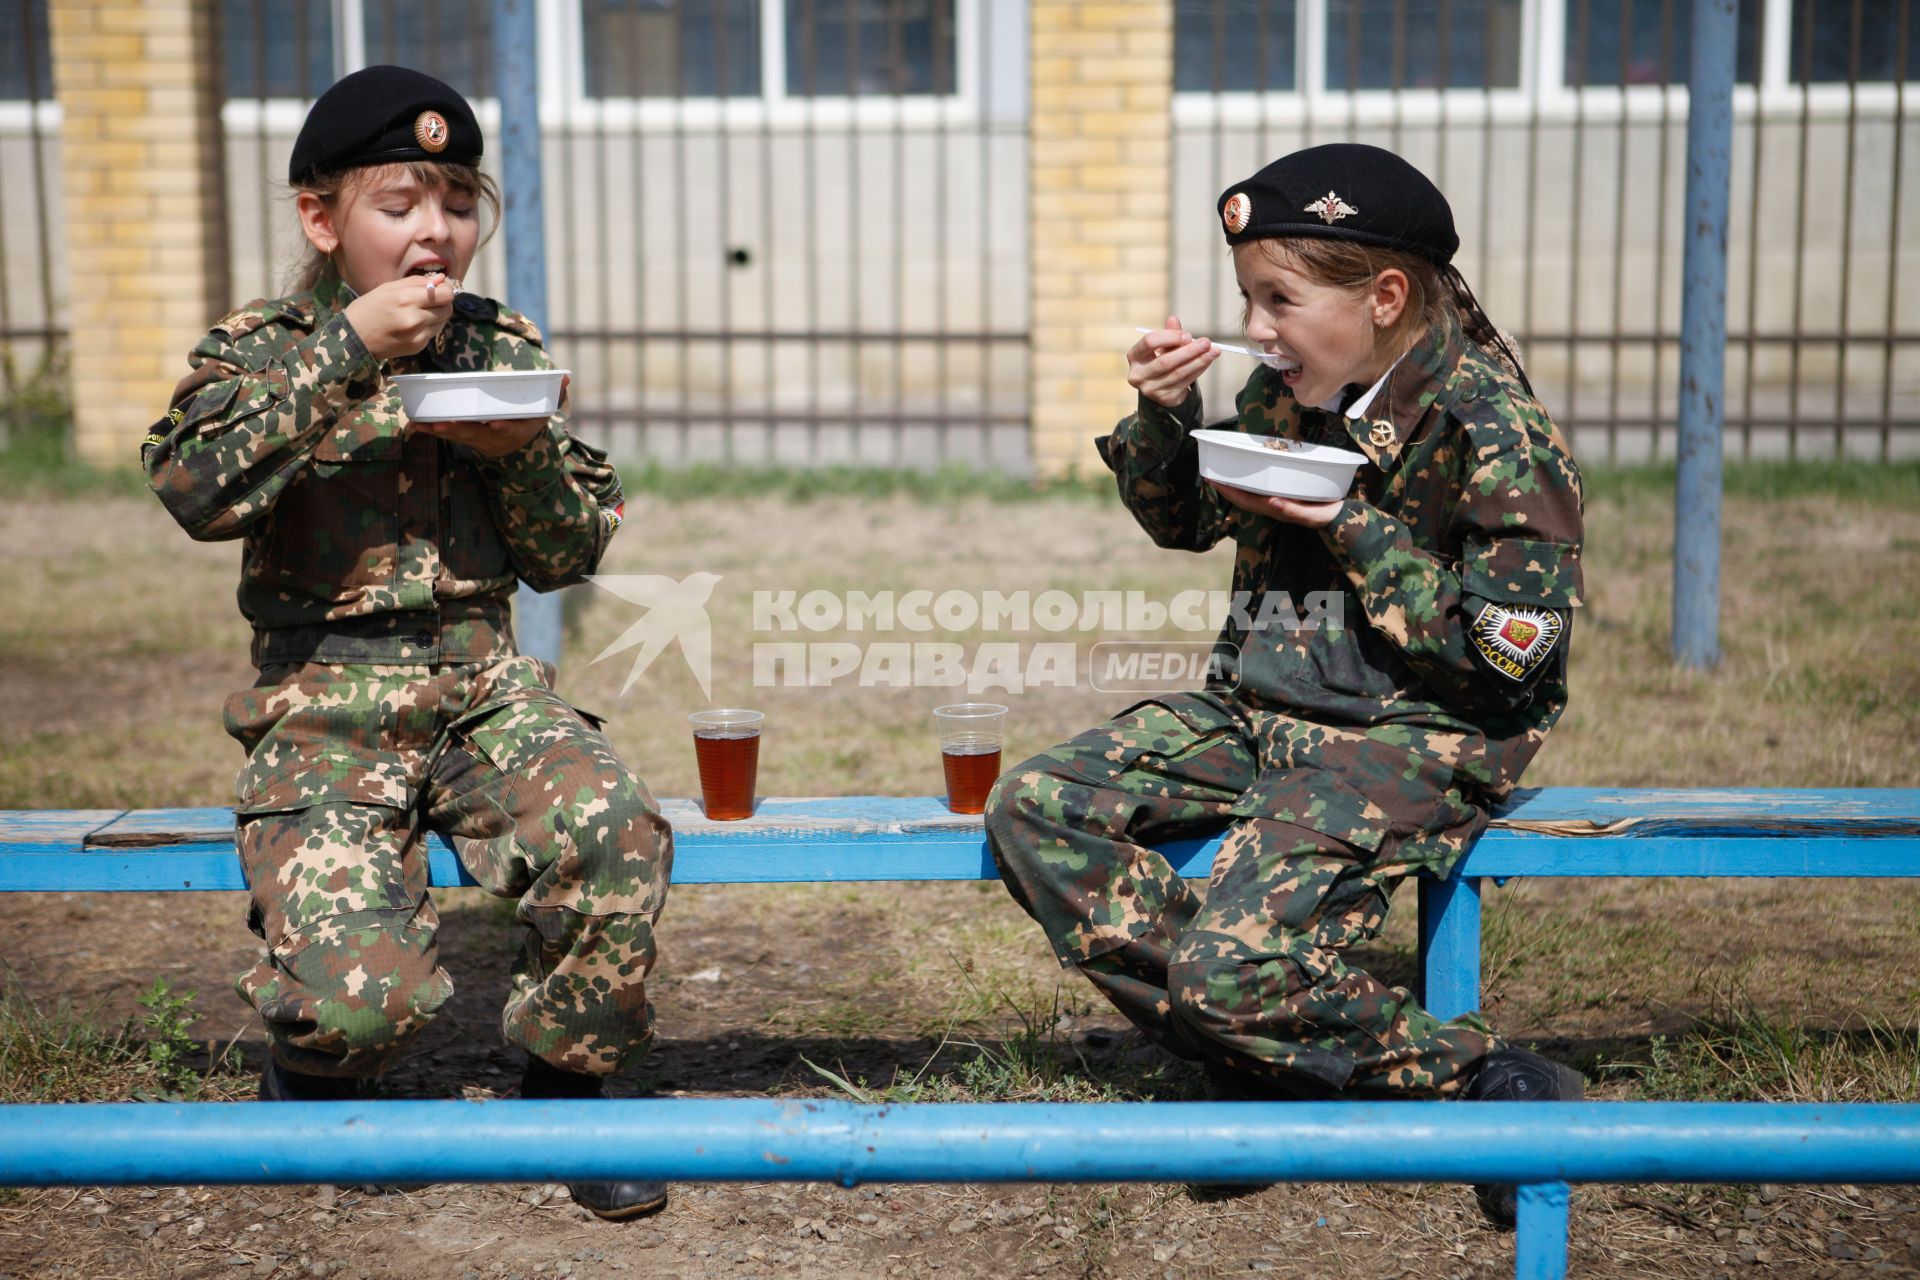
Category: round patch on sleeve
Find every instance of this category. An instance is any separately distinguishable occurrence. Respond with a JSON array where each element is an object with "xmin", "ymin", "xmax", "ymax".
[{"xmin": 1470, "ymin": 603, "xmax": 1563, "ymax": 681}]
